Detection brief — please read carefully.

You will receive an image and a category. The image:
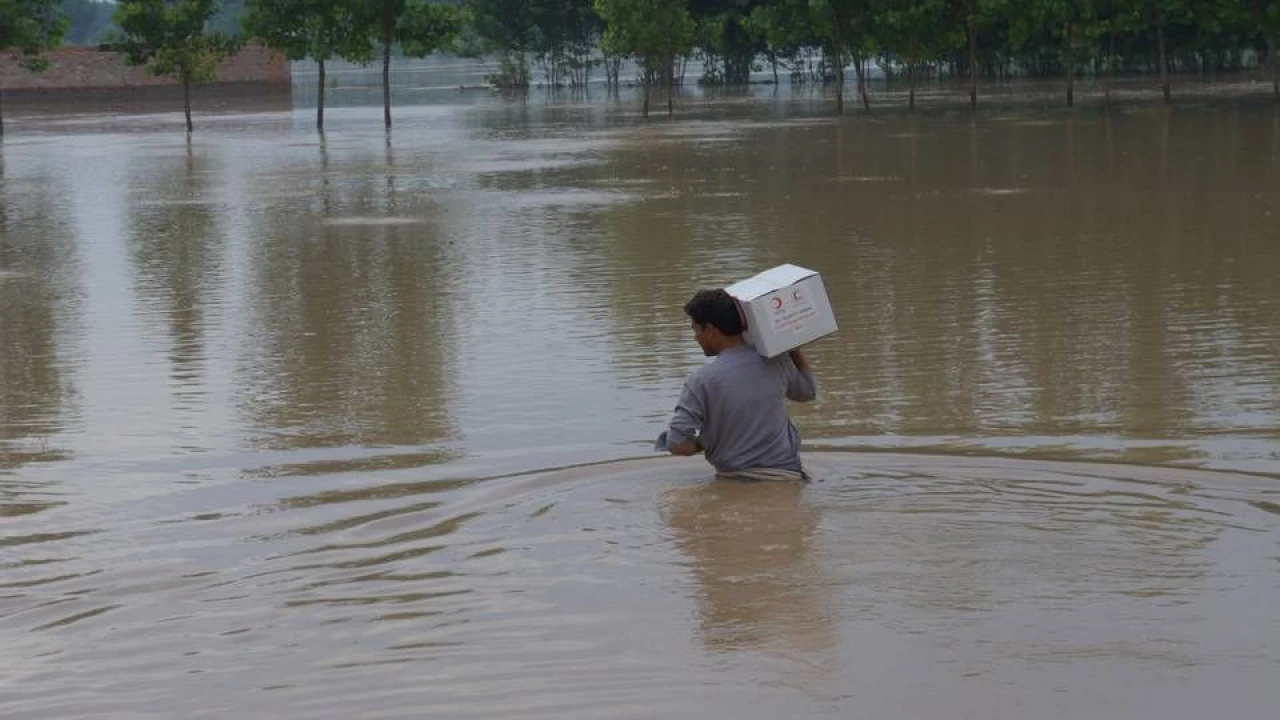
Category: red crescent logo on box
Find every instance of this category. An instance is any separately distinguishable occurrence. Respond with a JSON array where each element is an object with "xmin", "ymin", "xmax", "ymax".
[{"xmin": 772, "ymin": 297, "xmax": 783, "ymax": 310}]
